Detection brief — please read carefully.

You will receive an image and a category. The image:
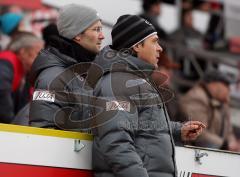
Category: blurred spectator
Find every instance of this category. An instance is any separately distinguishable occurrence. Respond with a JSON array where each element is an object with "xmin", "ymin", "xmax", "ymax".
[
  {"xmin": 171, "ymin": 8, "xmax": 203, "ymax": 47},
  {"xmin": 170, "ymin": 8, "xmax": 210, "ymax": 87},
  {"xmin": 42, "ymin": 23, "xmax": 59, "ymax": 48},
  {"xmin": 0, "ymin": 32, "xmax": 43, "ymax": 124},
  {"xmin": 180, "ymin": 70, "xmax": 240, "ymax": 151},
  {"xmin": 0, "ymin": 12, "xmax": 23, "ymax": 35},
  {"xmin": 0, "ymin": 12, "xmax": 24, "ymax": 50},
  {"xmin": 139, "ymin": 0, "xmax": 168, "ymax": 40}
]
